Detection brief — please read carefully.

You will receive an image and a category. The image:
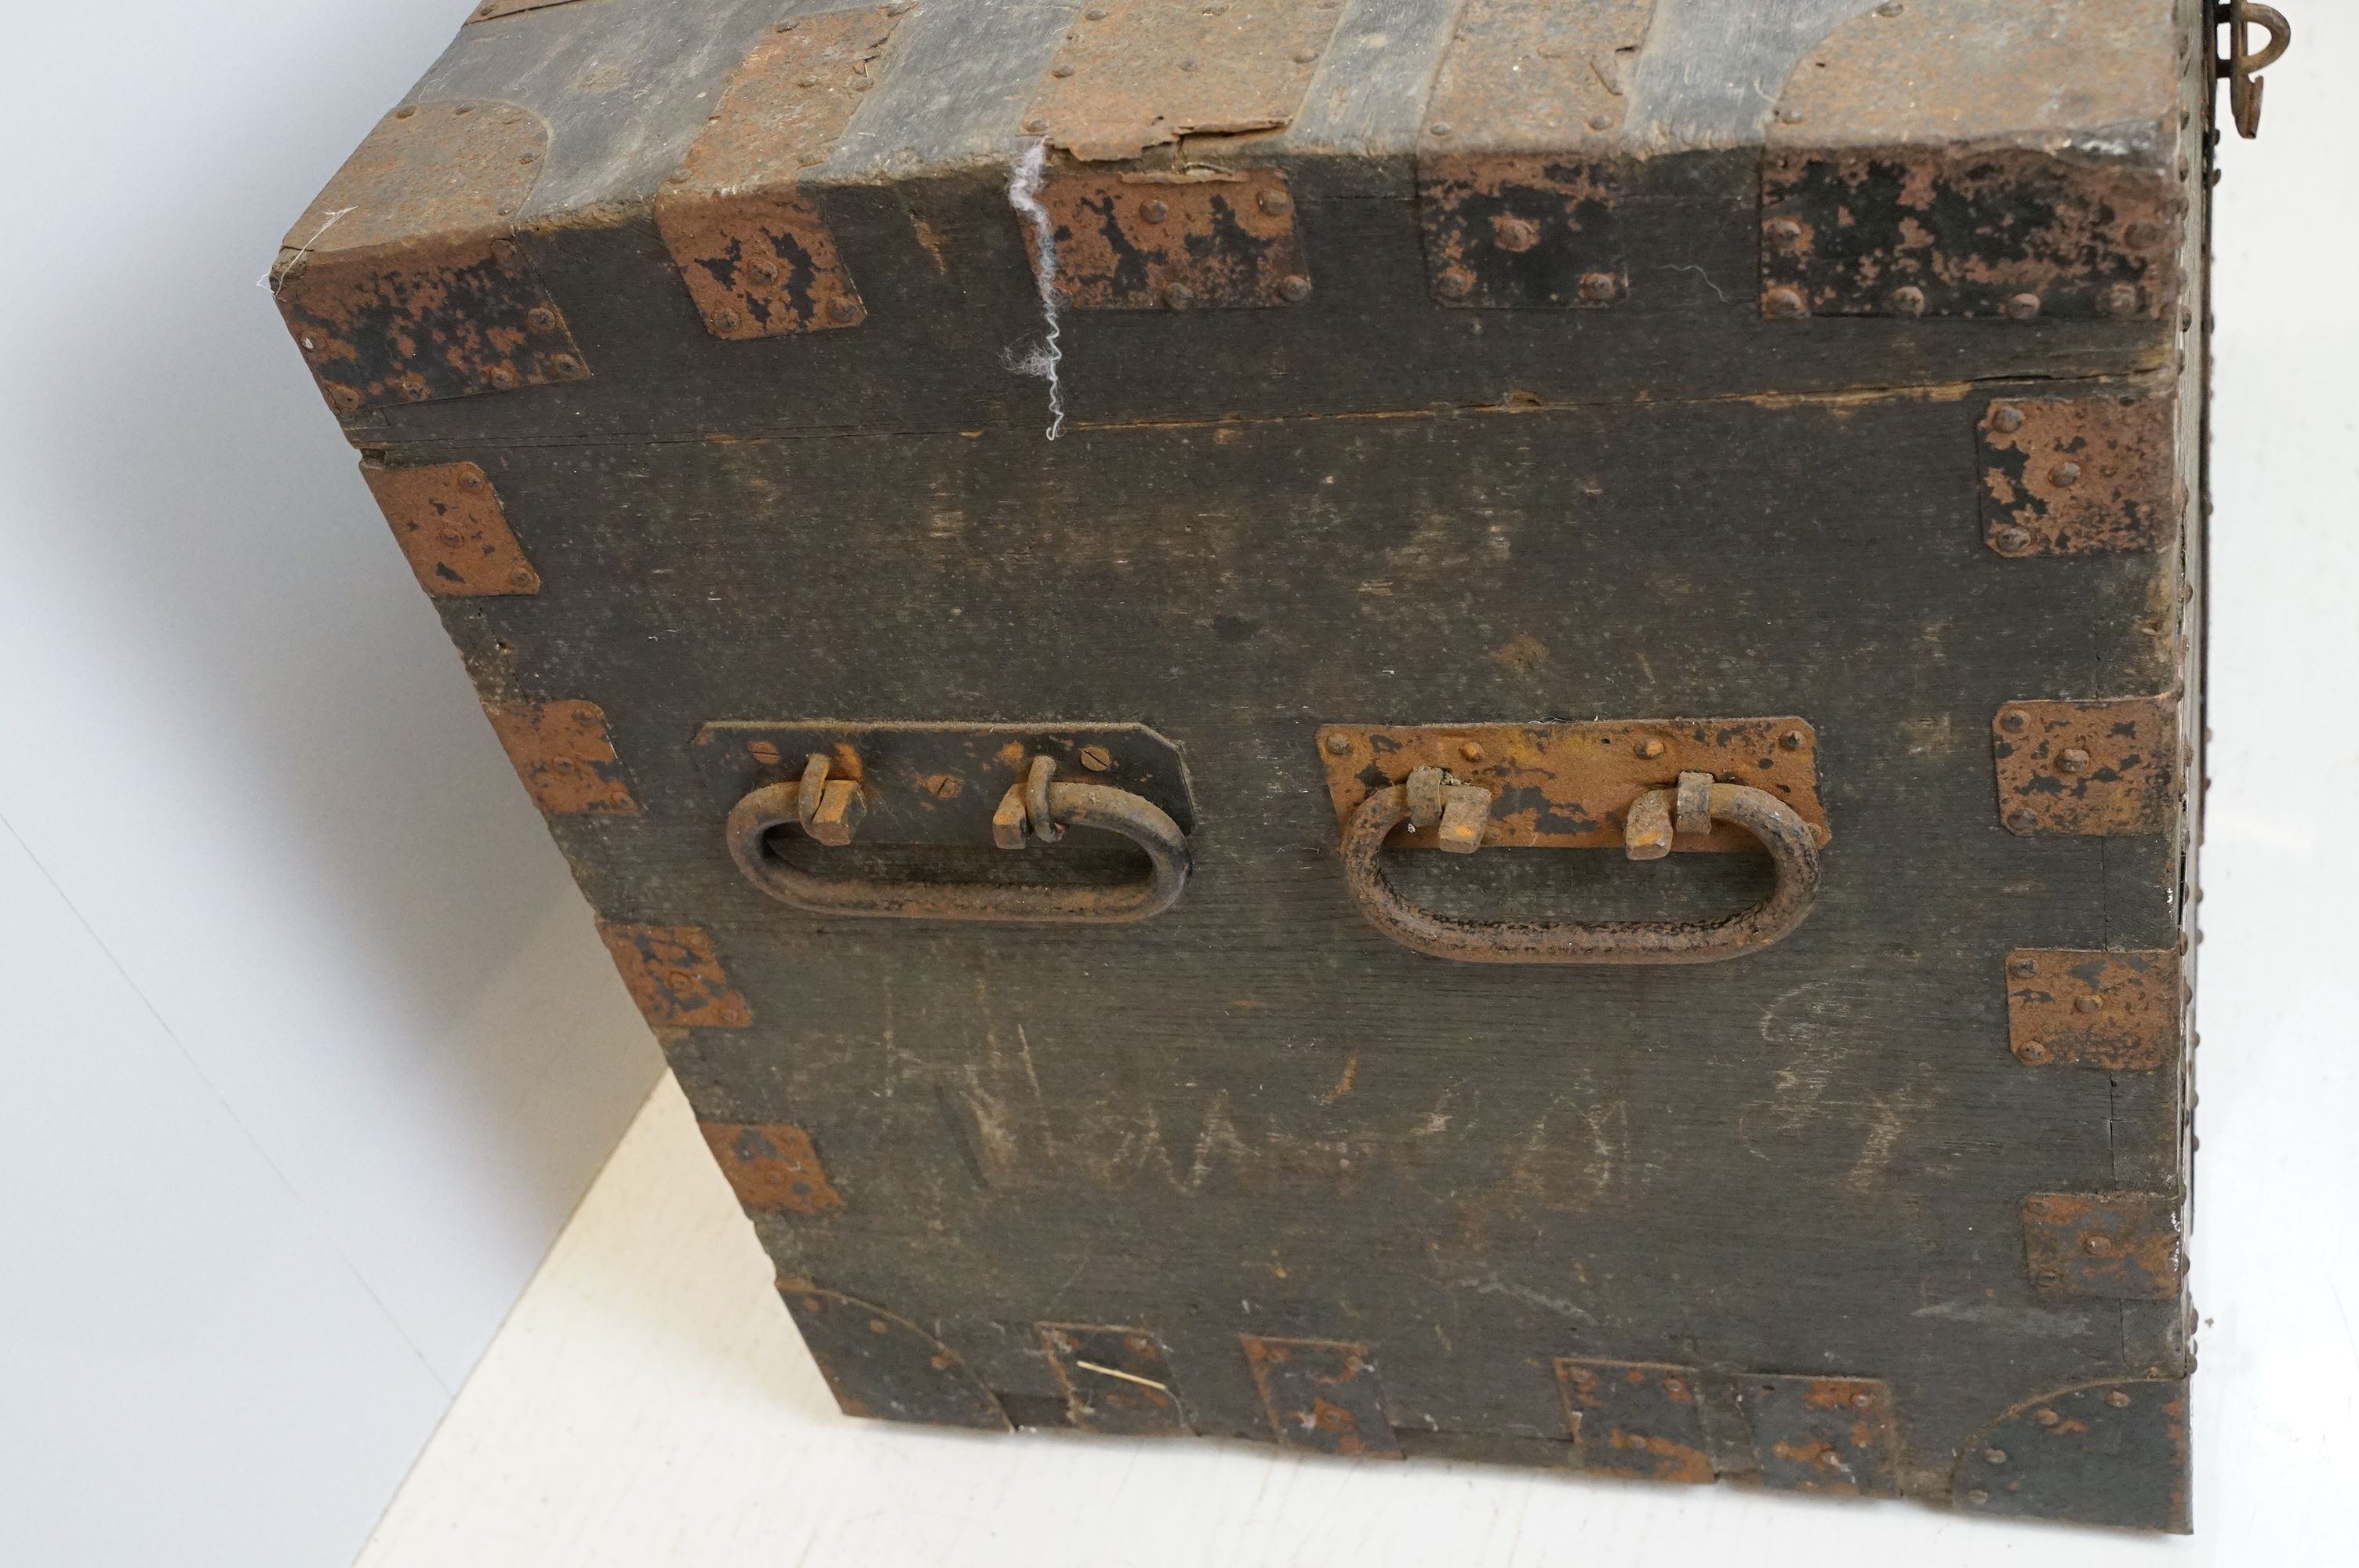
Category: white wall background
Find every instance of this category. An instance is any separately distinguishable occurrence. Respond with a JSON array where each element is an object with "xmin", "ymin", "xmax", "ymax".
[{"xmin": 0, "ymin": 4, "xmax": 660, "ymax": 1565}]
